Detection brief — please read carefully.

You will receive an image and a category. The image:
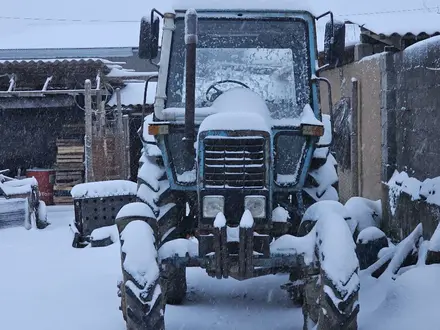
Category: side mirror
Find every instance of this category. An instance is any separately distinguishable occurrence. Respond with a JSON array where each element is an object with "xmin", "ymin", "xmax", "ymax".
[
  {"xmin": 324, "ymin": 20, "xmax": 346, "ymax": 67},
  {"xmin": 139, "ymin": 15, "xmax": 160, "ymax": 60}
]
